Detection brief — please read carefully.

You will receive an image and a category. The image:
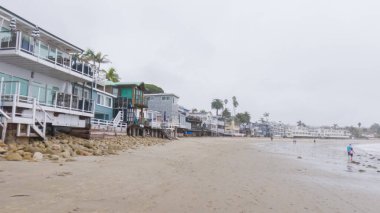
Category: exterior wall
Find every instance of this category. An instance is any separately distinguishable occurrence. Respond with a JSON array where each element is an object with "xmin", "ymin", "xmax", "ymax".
[
  {"xmin": 120, "ymin": 87, "xmax": 133, "ymax": 99},
  {"xmin": 146, "ymin": 94, "xmax": 179, "ymax": 124},
  {"xmin": 92, "ymin": 90, "xmax": 113, "ymax": 121}
]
